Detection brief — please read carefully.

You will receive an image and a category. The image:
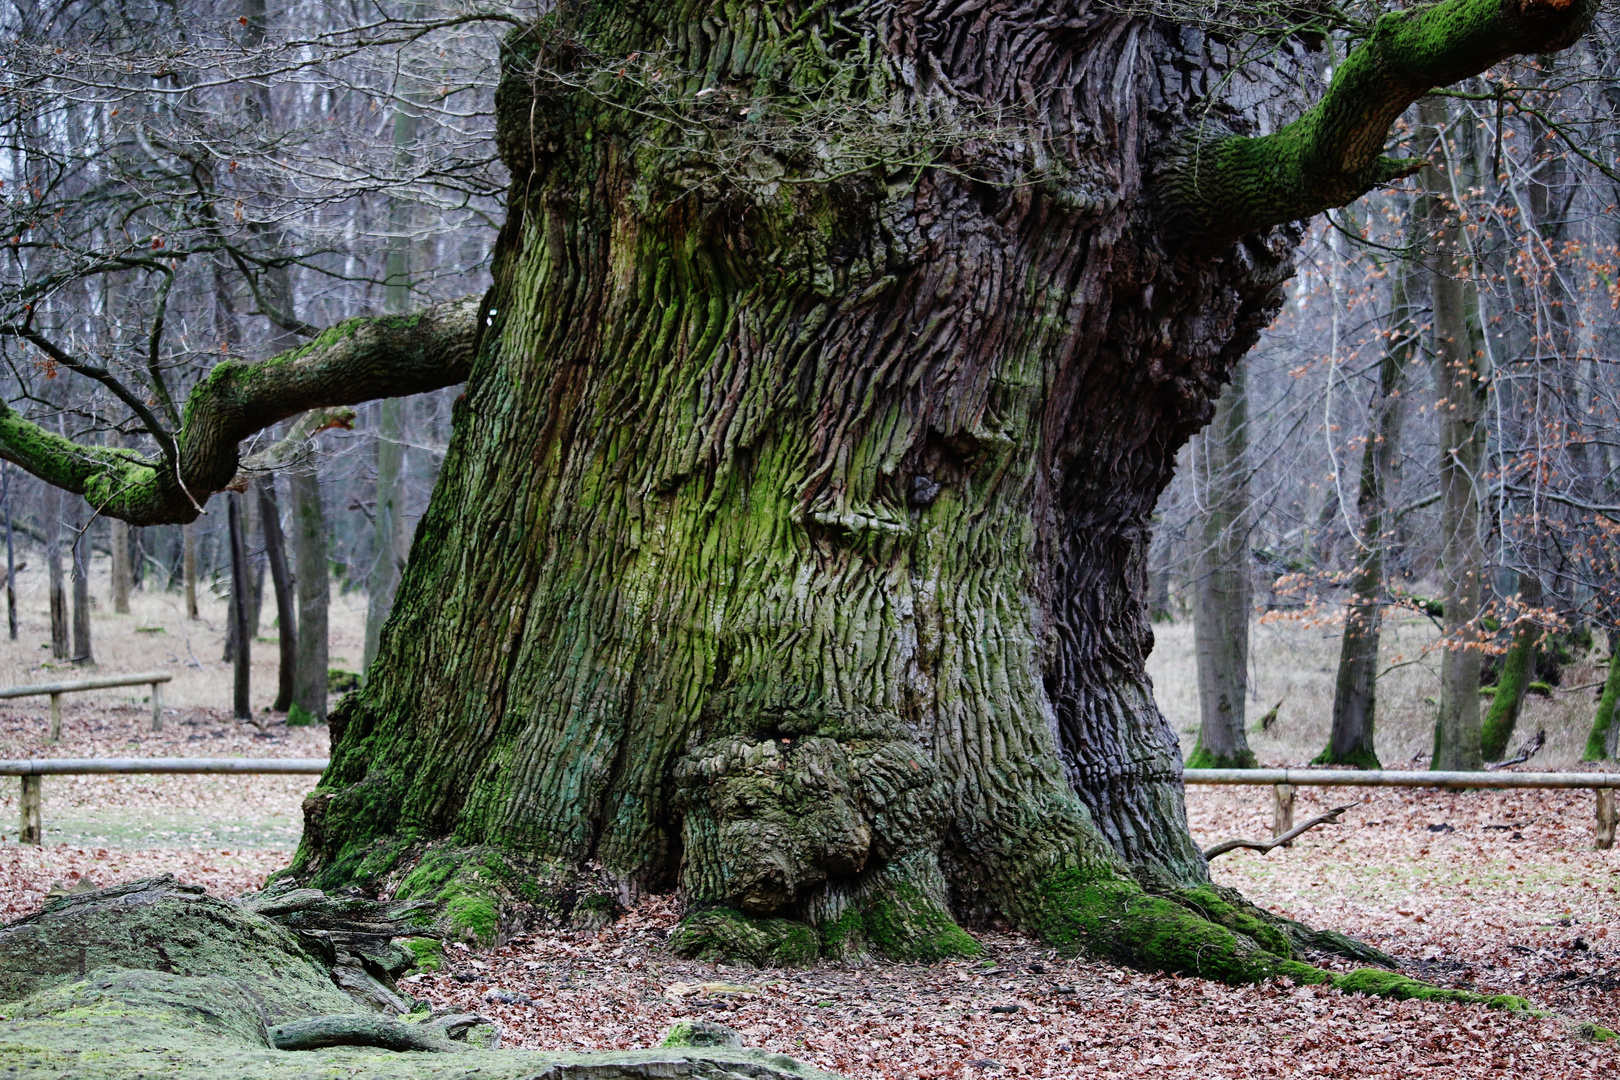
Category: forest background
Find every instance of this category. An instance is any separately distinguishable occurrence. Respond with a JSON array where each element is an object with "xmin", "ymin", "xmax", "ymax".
[{"xmin": 2, "ymin": 0, "xmax": 1619, "ymax": 770}]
